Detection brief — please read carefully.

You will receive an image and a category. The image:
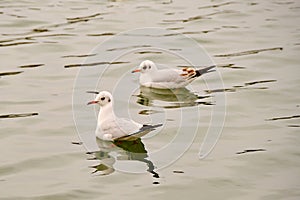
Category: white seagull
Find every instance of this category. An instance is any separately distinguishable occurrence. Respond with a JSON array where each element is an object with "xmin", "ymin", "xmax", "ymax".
[
  {"xmin": 132, "ymin": 60, "xmax": 215, "ymax": 89},
  {"xmin": 87, "ymin": 91, "xmax": 162, "ymax": 141}
]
